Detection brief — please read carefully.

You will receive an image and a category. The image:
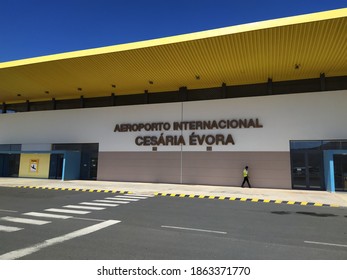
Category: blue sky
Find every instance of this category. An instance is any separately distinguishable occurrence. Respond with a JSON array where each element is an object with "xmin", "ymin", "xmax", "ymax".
[{"xmin": 0, "ymin": 0, "xmax": 346, "ymax": 62}]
